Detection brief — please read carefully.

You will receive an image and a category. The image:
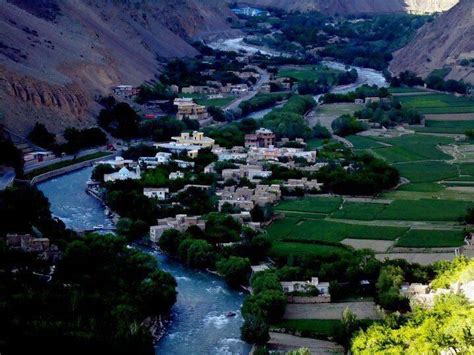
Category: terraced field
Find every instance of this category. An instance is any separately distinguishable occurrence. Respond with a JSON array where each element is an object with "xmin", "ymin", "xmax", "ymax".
[{"xmin": 396, "ymin": 94, "xmax": 474, "ymax": 114}]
